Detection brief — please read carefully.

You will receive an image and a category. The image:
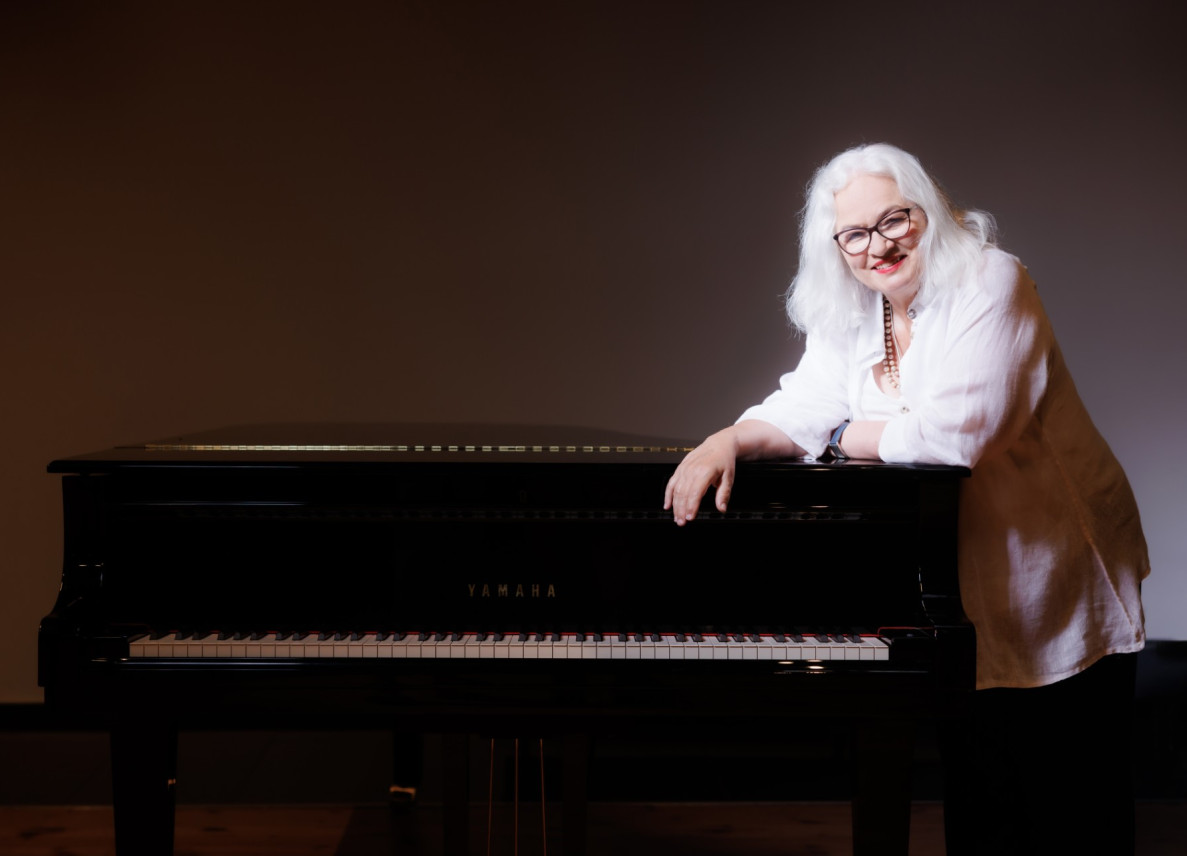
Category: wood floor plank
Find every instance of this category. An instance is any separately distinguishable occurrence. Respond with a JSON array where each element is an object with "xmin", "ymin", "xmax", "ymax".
[{"xmin": 0, "ymin": 801, "xmax": 1183, "ymax": 855}]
